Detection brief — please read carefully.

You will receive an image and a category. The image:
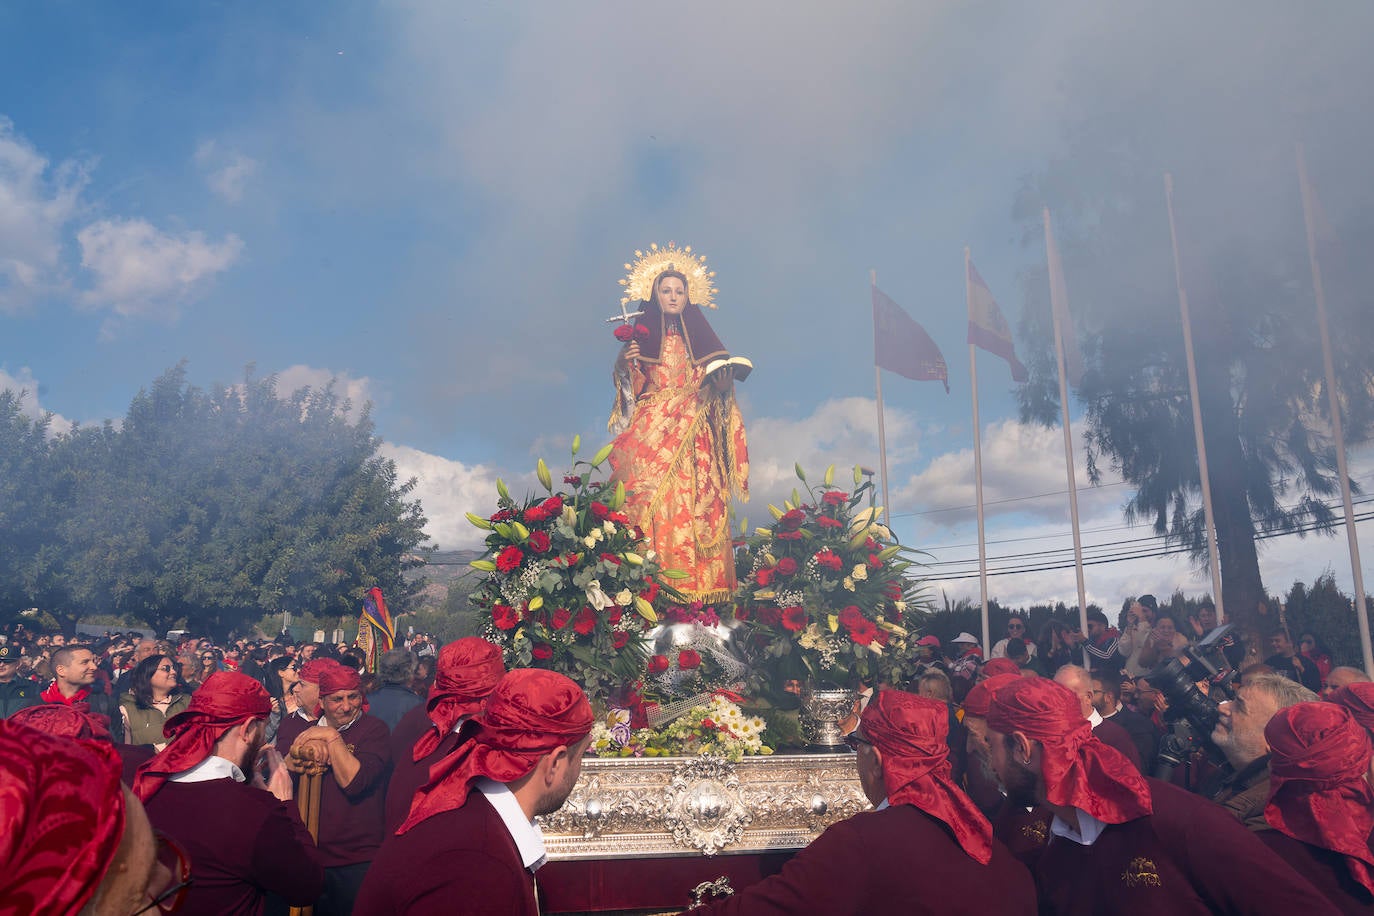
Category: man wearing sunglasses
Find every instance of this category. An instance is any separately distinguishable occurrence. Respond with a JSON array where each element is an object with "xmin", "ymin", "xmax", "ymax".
[
  {"xmin": 134, "ymin": 671, "xmax": 324, "ymax": 915},
  {"xmin": 684, "ymin": 690, "xmax": 1035, "ymax": 914}
]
